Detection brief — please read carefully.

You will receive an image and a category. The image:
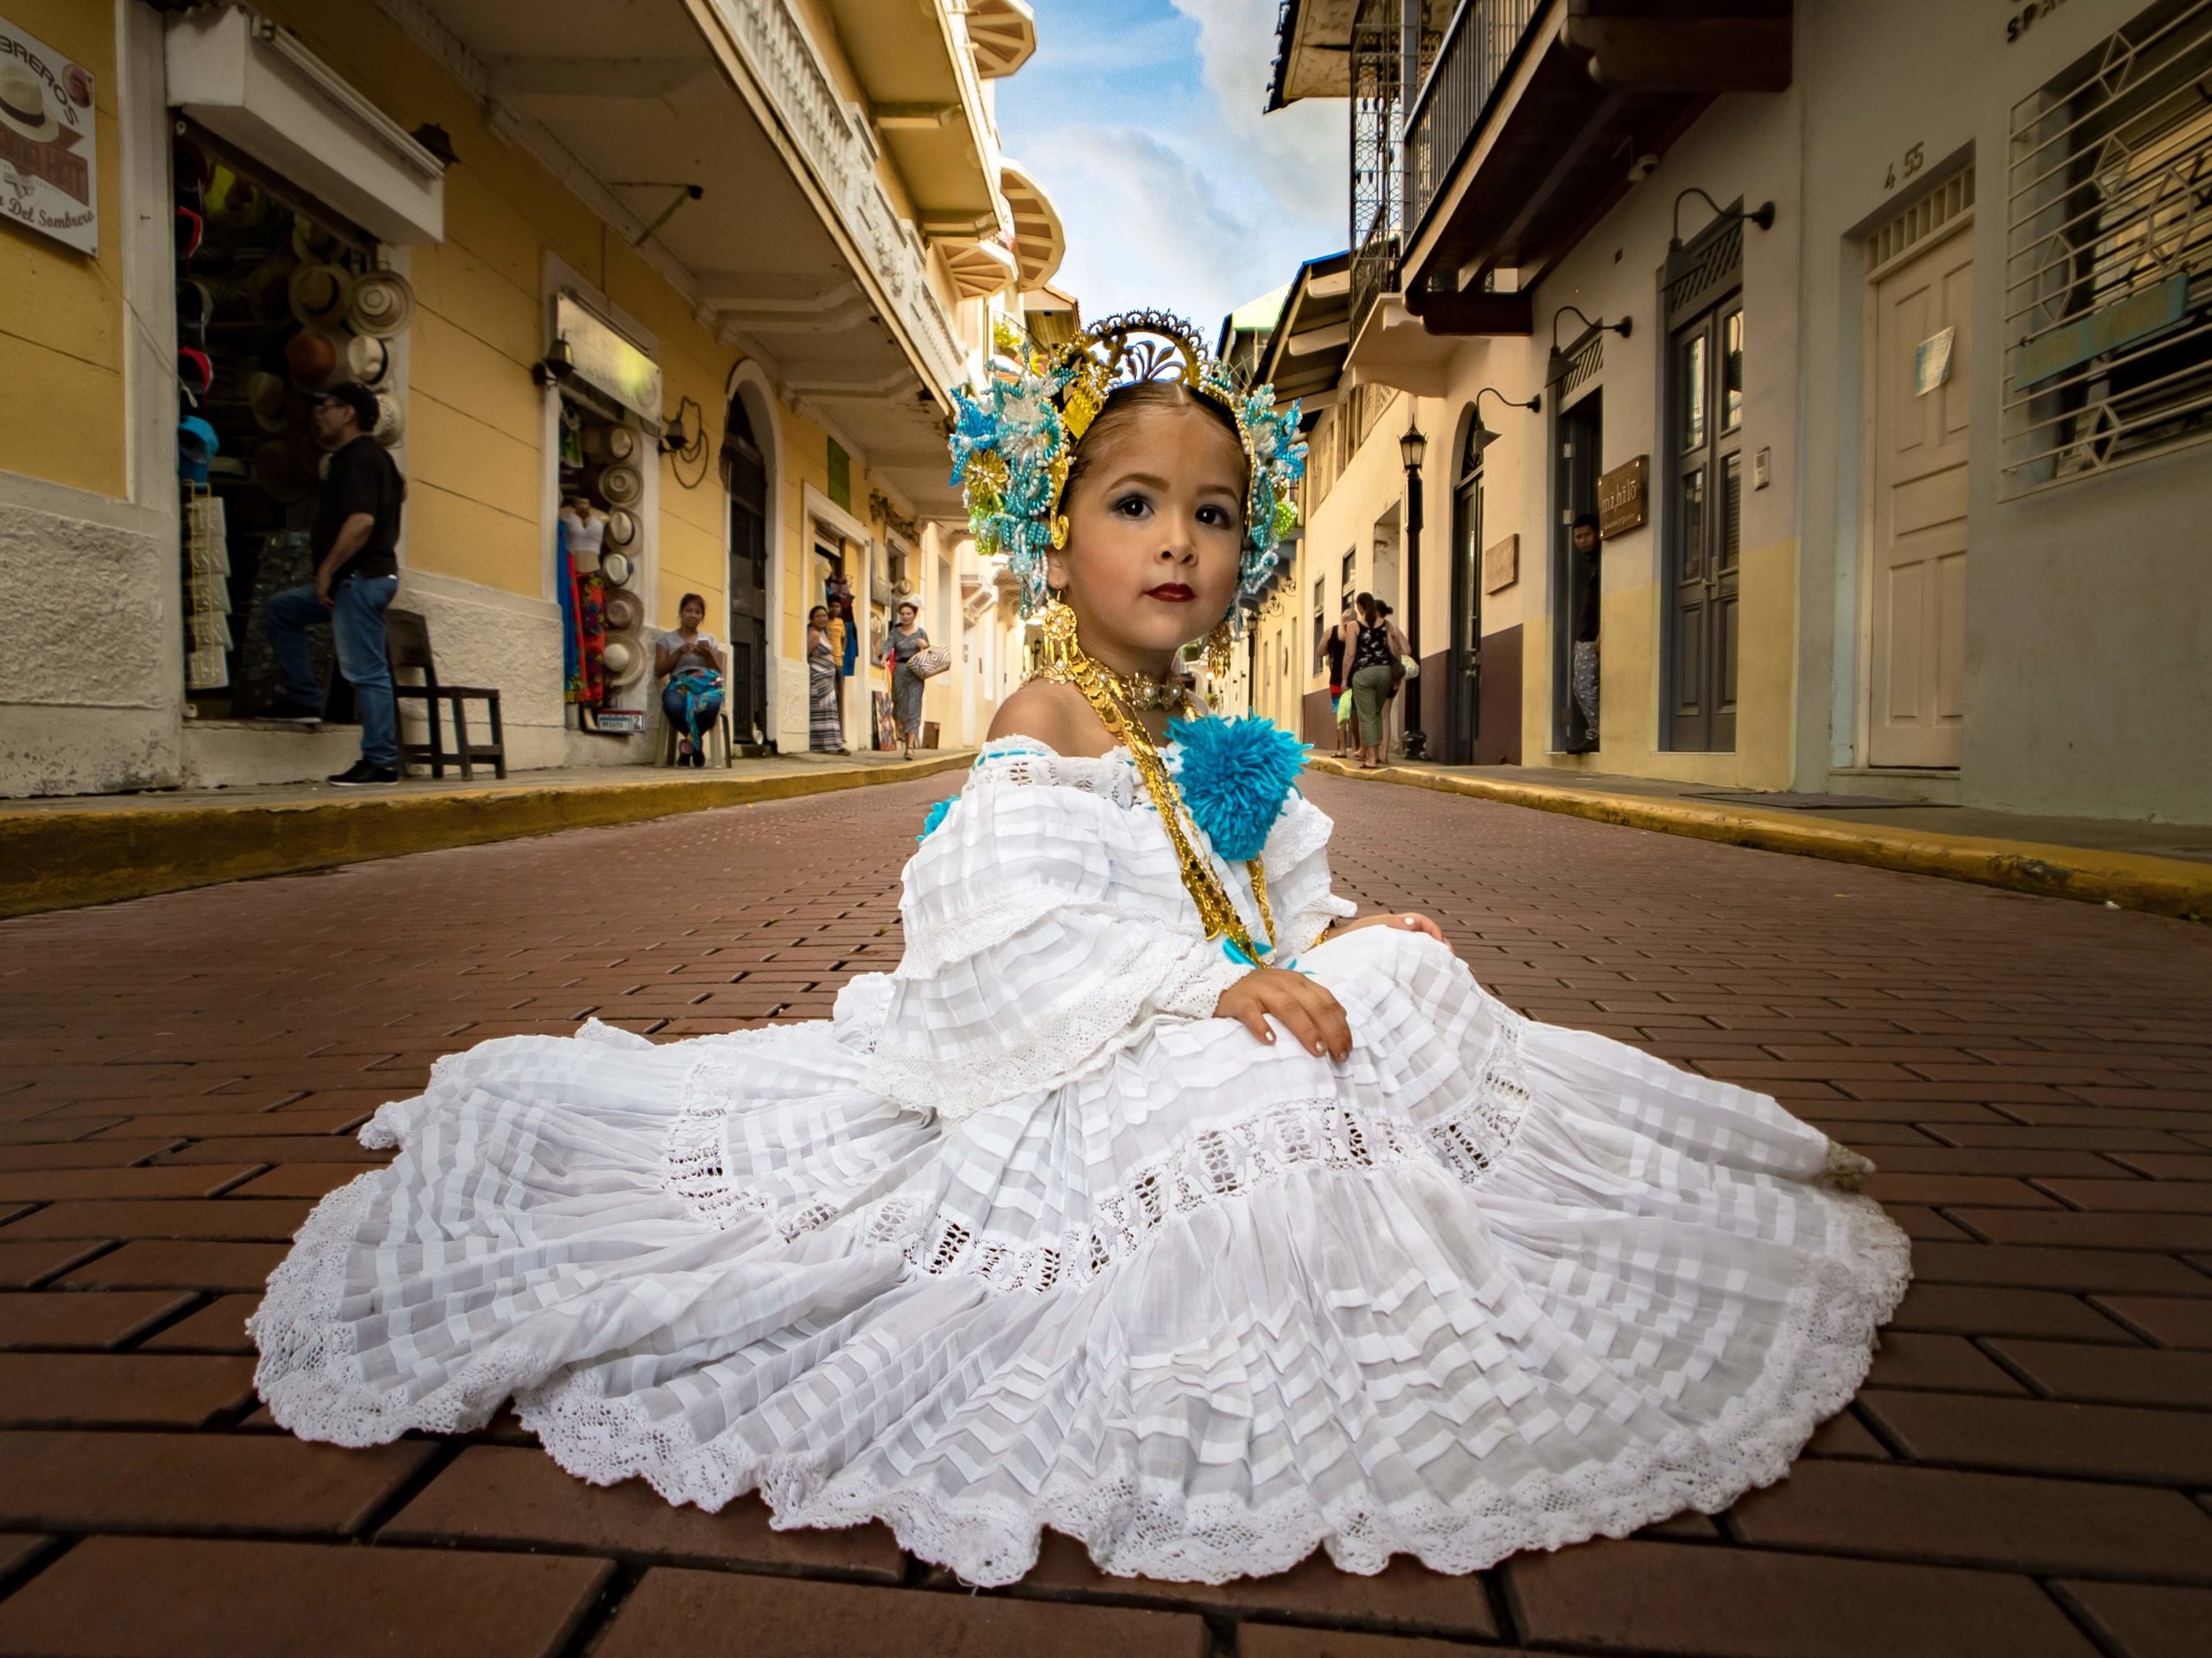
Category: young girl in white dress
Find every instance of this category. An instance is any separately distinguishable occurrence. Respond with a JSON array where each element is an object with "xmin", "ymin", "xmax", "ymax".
[{"xmin": 253, "ymin": 314, "xmax": 1909, "ymax": 1588}]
